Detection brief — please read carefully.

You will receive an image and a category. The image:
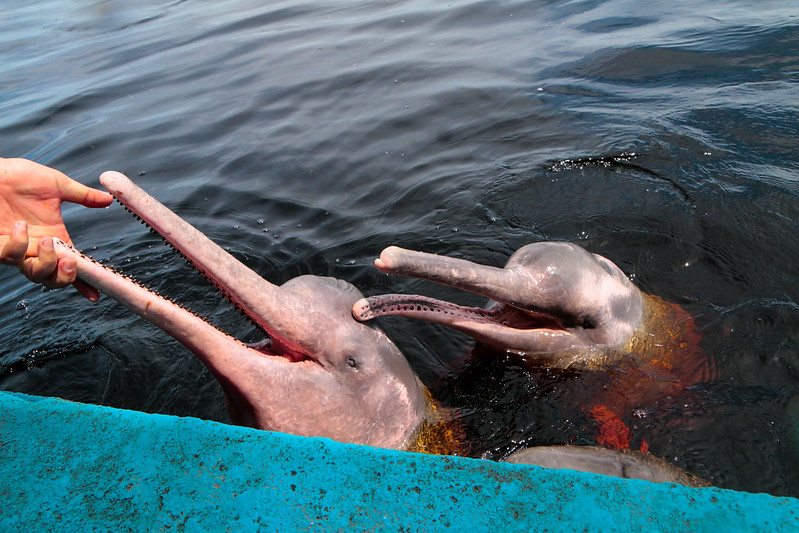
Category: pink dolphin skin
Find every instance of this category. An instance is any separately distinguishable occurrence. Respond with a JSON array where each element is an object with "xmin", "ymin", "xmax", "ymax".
[{"xmin": 54, "ymin": 172, "xmax": 433, "ymax": 451}]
